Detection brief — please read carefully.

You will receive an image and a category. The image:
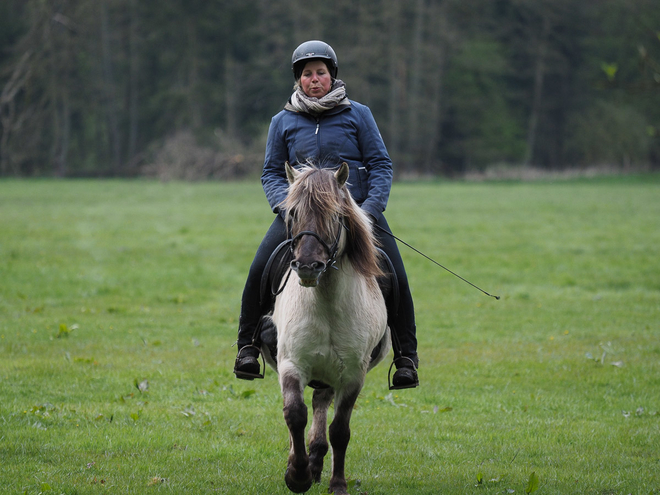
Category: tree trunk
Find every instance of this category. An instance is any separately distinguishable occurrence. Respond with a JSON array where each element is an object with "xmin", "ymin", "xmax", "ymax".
[
  {"xmin": 406, "ymin": 0, "xmax": 425, "ymax": 173},
  {"xmin": 387, "ymin": 1, "xmax": 402, "ymax": 173},
  {"xmin": 423, "ymin": 1, "xmax": 448, "ymax": 175},
  {"xmin": 187, "ymin": 18, "xmax": 202, "ymax": 130},
  {"xmin": 101, "ymin": 0, "xmax": 122, "ymax": 174},
  {"xmin": 0, "ymin": 51, "xmax": 32, "ymax": 175},
  {"xmin": 127, "ymin": 0, "xmax": 139, "ymax": 168},
  {"xmin": 225, "ymin": 48, "xmax": 237, "ymax": 139},
  {"xmin": 54, "ymin": 91, "xmax": 71, "ymax": 177},
  {"xmin": 524, "ymin": 14, "xmax": 550, "ymax": 167}
]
